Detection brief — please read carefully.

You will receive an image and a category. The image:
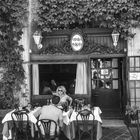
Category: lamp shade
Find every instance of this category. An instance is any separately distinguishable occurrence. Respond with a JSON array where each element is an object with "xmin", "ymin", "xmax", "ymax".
[
  {"xmin": 111, "ymin": 30, "xmax": 120, "ymax": 47},
  {"xmin": 33, "ymin": 31, "xmax": 42, "ymax": 45}
]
